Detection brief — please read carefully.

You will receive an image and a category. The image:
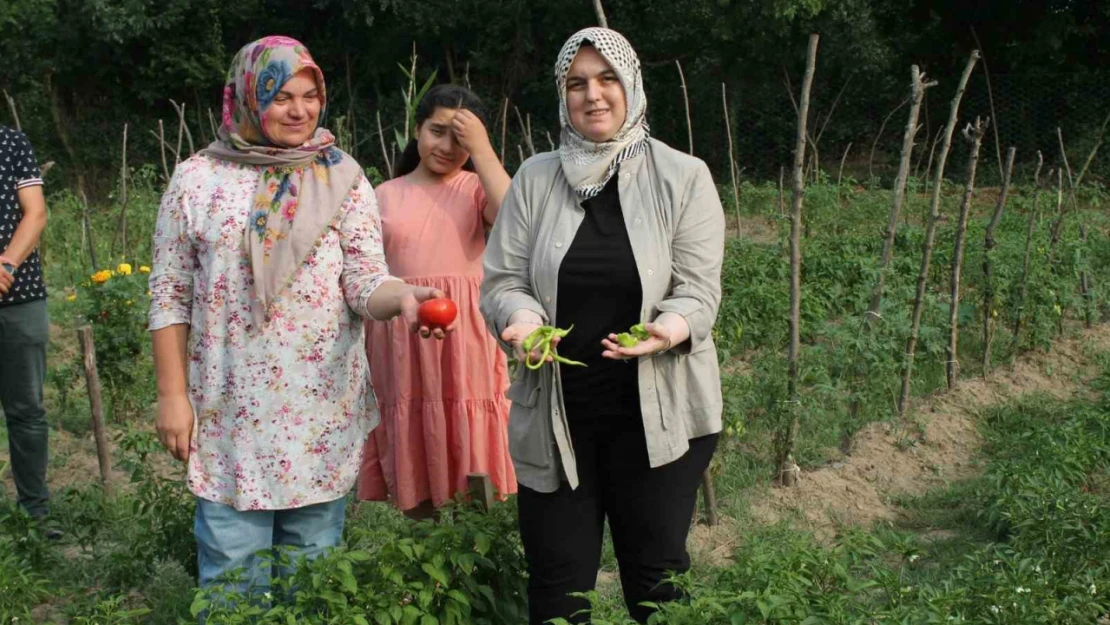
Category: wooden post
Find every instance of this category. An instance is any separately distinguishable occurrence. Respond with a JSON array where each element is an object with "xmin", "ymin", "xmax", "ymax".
[
  {"xmin": 844, "ymin": 66, "xmax": 935, "ymax": 452},
  {"xmin": 376, "ymin": 111, "xmax": 393, "ymax": 178},
  {"xmin": 592, "ymin": 0, "xmax": 608, "ymax": 28},
  {"xmin": 78, "ymin": 327, "xmax": 112, "ymax": 494},
  {"xmin": 981, "ymin": 146, "xmax": 1017, "ymax": 374},
  {"xmin": 779, "ymin": 33, "xmax": 819, "ymax": 488},
  {"xmin": 467, "ymin": 472, "xmax": 494, "ymax": 512},
  {"xmin": 1011, "ymin": 152, "xmax": 1044, "ymax": 352},
  {"xmin": 3, "ymin": 89, "xmax": 20, "ymax": 131},
  {"xmin": 722, "ymin": 83, "xmax": 741, "ymax": 237},
  {"xmin": 700, "ymin": 471, "xmax": 719, "ymax": 526},
  {"xmin": 676, "ymin": 60, "xmax": 693, "ymax": 155},
  {"xmin": 499, "ymin": 98, "xmax": 509, "ymax": 164},
  {"xmin": 945, "ymin": 117, "xmax": 988, "ymax": 390},
  {"xmin": 898, "ymin": 50, "xmax": 979, "ymax": 417}
]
